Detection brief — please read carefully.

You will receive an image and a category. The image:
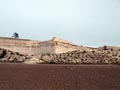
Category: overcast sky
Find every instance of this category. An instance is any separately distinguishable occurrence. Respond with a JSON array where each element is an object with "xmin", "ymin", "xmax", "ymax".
[{"xmin": 0, "ymin": 0, "xmax": 120, "ymax": 47}]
